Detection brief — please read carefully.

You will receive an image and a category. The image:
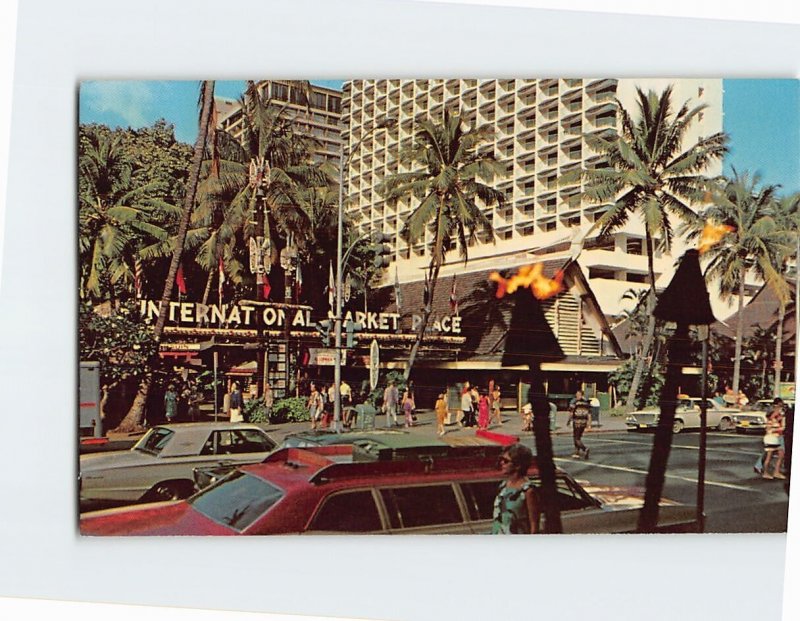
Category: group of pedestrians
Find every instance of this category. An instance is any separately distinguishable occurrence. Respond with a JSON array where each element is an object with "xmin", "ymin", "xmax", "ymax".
[
  {"xmin": 381, "ymin": 380, "xmax": 416, "ymax": 428},
  {"xmin": 754, "ymin": 397, "xmax": 788, "ymax": 480},
  {"xmin": 161, "ymin": 380, "xmax": 203, "ymax": 424},
  {"xmin": 307, "ymin": 380, "xmax": 353, "ymax": 430},
  {"xmin": 458, "ymin": 381, "xmax": 502, "ymax": 430}
]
